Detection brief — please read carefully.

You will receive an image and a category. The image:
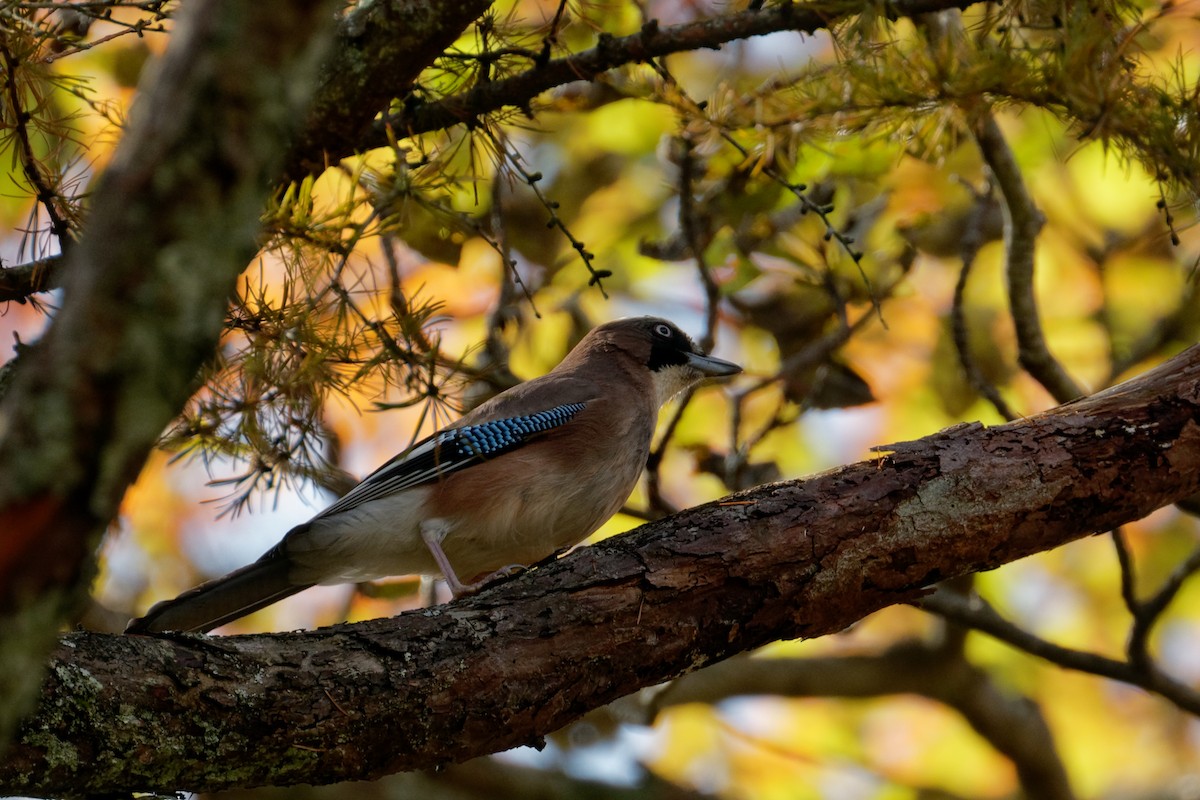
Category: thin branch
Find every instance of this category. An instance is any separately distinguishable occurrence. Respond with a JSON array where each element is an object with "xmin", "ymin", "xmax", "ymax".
[
  {"xmin": 952, "ymin": 252, "xmax": 1018, "ymax": 421},
  {"xmin": 474, "ymin": 171, "xmax": 524, "ymax": 404},
  {"xmin": 641, "ymin": 56, "xmax": 875, "ymax": 329},
  {"xmin": 484, "ymin": 140, "xmax": 538, "ymax": 322},
  {"xmin": 1111, "ymin": 527, "xmax": 1141, "ymax": 619},
  {"xmin": 1113, "ymin": 528, "xmax": 1200, "ymax": 674},
  {"xmin": 0, "ymin": 37, "xmax": 75, "ymax": 250},
  {"xmin": 38, "ymin": 8, "xmax": 170, "ymax": 63},
  {"xmin": 918, "ymin": 586, "xmax": 1200, "ymax": 716},
  {"xmin": 1140, "ymin": 544, "xmax": 1200, "ymax": 623},
  {"xmin": 944, "ymin": 176, "xmax": 1018, "ymax": 420},
  {"xmin": 973, "ymin": 111, "xmax": 1085, "ymax": 404},
  {"xmin": 643, "ymin": 385, "xmax": 697, "ymax": 518},
  {"xmin": 677, "ymin": 132, "xmax": 719, "ymax": 353},
  {"xmin": 0, "ymin": 253, "xmax": 64, "ymax": 302},
  {"xmin": 480, "ymin": 125, "xmax": 610, "ymax": 295}
]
